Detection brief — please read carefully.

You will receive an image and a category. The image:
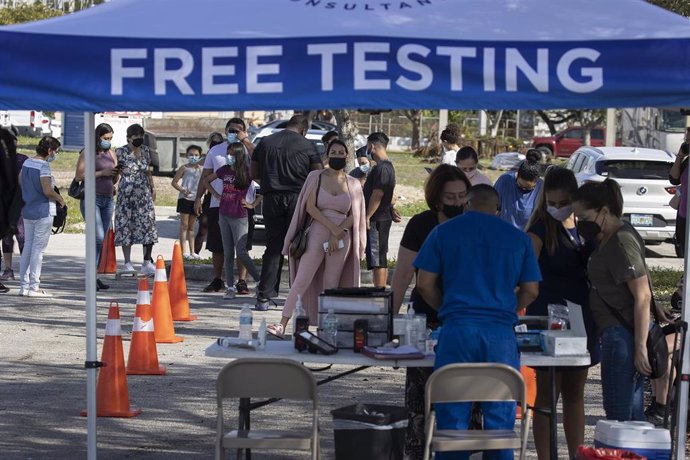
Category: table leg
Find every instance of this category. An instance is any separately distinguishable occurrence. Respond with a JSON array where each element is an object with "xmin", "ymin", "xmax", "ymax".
[{"xmin": 549, "ymin": 366, "xmax": 558, "ymax": 460}]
